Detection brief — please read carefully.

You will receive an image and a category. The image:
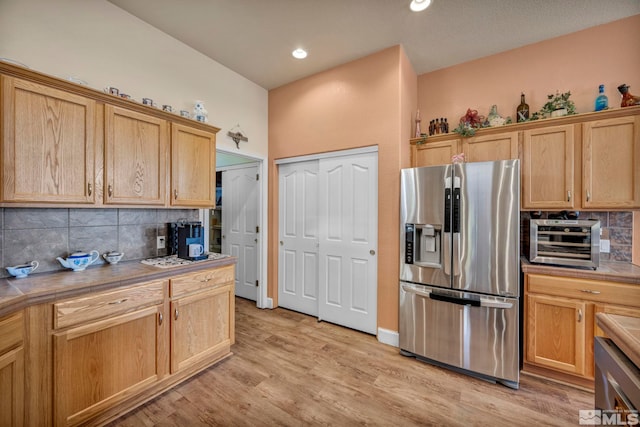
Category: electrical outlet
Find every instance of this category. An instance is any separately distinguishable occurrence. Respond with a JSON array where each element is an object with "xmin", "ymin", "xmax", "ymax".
[
  {"xmin": 600, "ymin": 239, "xmax": 610, "ymax": 253},
  {"xmin": 157, "ymin": 236, "xmax": 166, "ymax": 249}
]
